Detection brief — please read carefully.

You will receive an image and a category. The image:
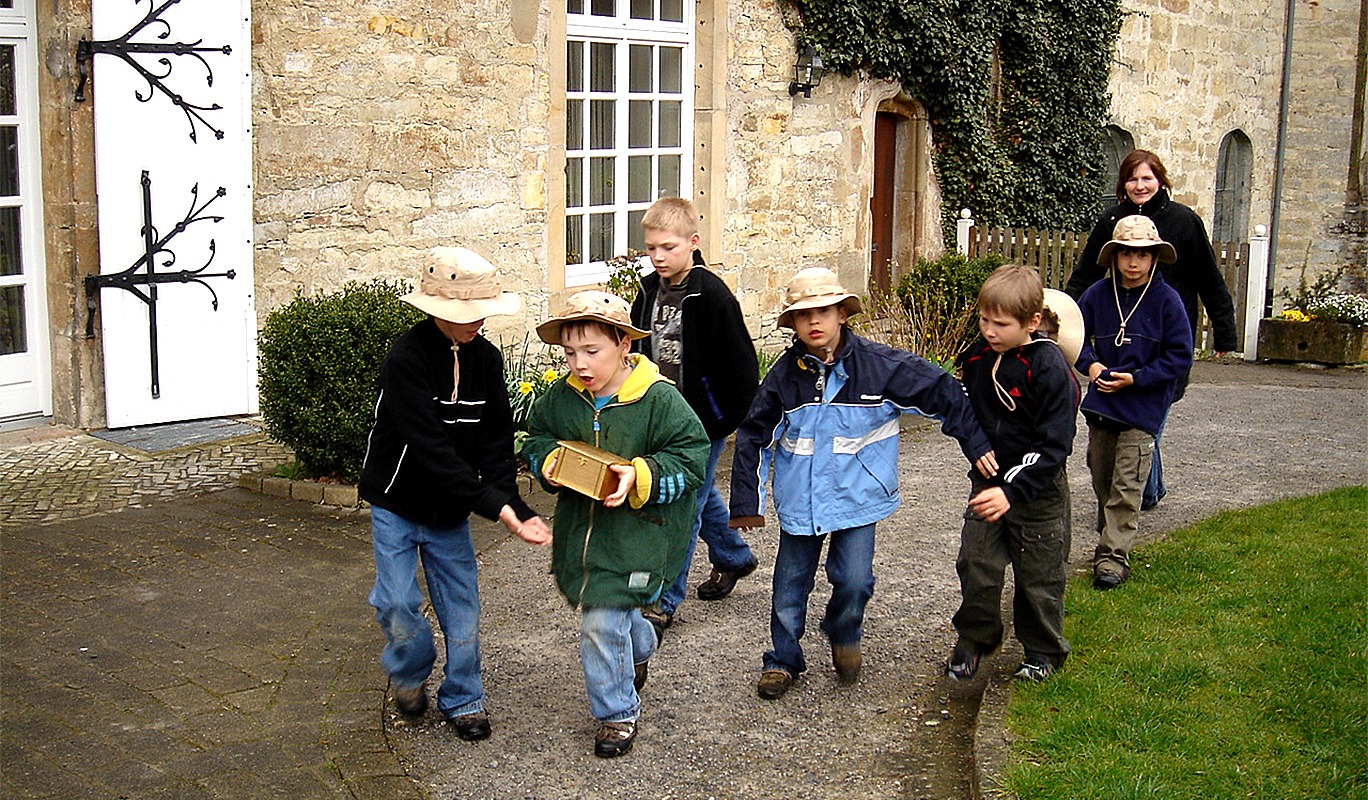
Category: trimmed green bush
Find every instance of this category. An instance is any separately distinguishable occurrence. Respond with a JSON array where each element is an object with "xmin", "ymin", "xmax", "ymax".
[
  {"xmin": 858, "ymin": 252, "xmax": 1005, "ymax": 369},
  {"xmin": 257, "ymin": 279, "xmax": 422, "ymax": 481}
]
